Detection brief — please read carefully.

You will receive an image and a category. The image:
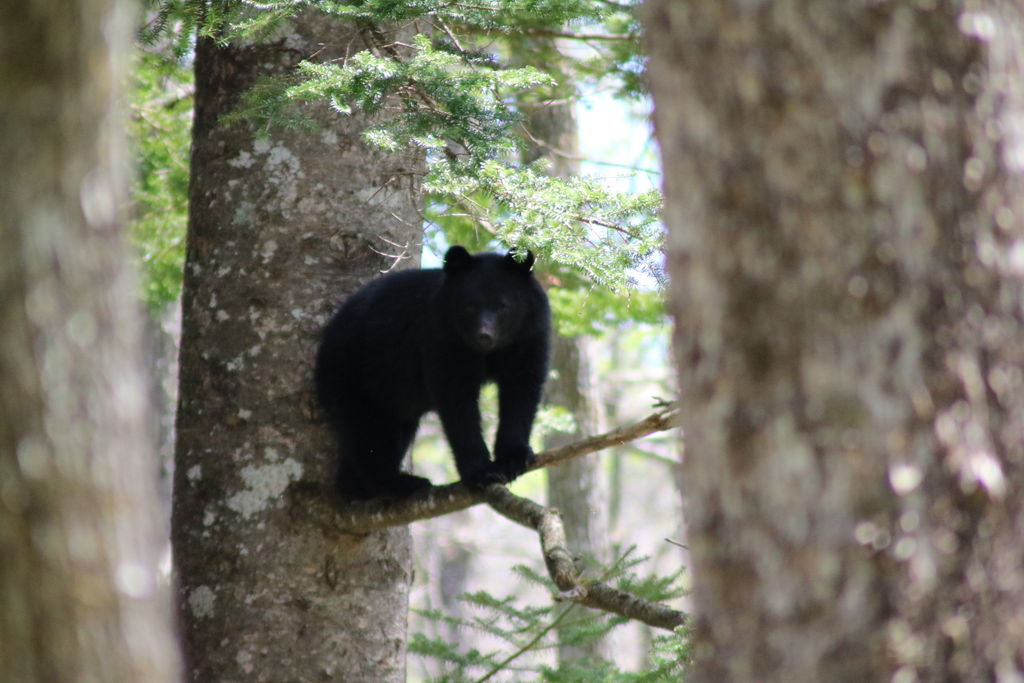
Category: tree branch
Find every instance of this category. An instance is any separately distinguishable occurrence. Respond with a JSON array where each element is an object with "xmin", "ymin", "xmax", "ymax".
[
  {"xmin": 481, "ymin": 484, "xmax": 685, "ymax": 632},
  {"xmin": 534, "ymin": 404, "xmax": 678, "ymax": 470},
  {"xmin": 290, "ymin": 406, "xmax": 684, "ymax": 633},
  {"xmin": 295, "ymin": 405, "xmax": 680, "ymax": 534}
]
